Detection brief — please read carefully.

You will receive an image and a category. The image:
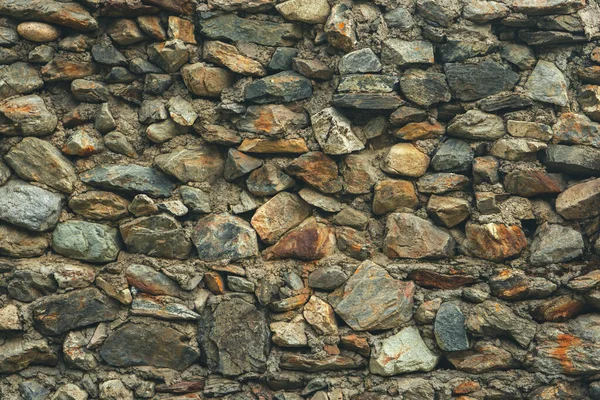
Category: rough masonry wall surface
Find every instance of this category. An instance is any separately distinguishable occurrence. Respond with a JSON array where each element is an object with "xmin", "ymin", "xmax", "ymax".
[{"xmin": 1, "ymin": 0, "xmax": 600, "ymax": 399}]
